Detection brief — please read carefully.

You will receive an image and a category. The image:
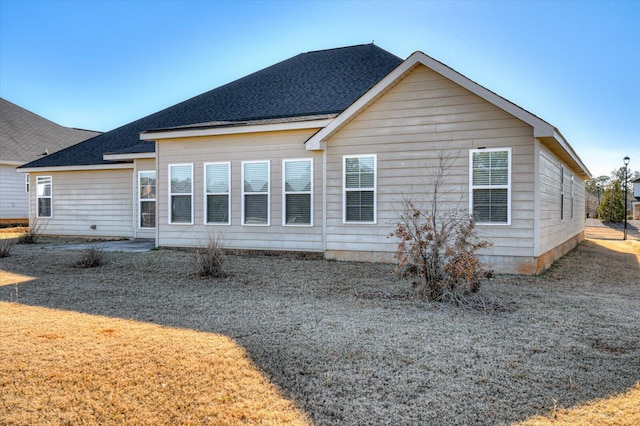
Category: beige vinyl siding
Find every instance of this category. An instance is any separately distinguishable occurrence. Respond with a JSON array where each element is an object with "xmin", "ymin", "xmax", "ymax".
[
  {"xmin": 324, "ymin": 64, "xmax": 536, "ymax": 262},
  {"xmin": 0, "ymin": 164, "xmax": 28, "ymax": 219},
  {"xmin": 538, "ymin": 144, "xmax": 585, "ymax": 254},
  {"xmin": 134, "ymin": 158, "xmax": 156, "ymax": 239},
  {"xmin": 28, "ymin": 169, "xmax": 134, "ymax": 237},
  {"xmin": 156, "ymin": 129, "xmax": 324, "ymax": 251}
]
